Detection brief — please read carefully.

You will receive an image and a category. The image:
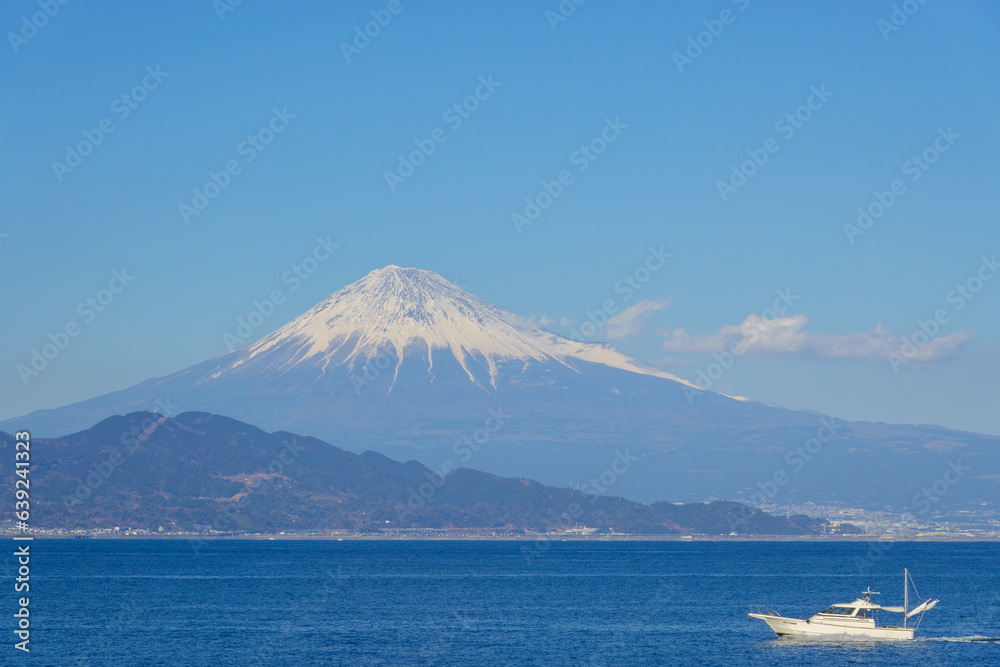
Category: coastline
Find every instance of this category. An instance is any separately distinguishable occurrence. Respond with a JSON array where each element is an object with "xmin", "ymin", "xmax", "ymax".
[{"xmin": 11, "ymin": 533, "xmax": 998, "ymax": 542}]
